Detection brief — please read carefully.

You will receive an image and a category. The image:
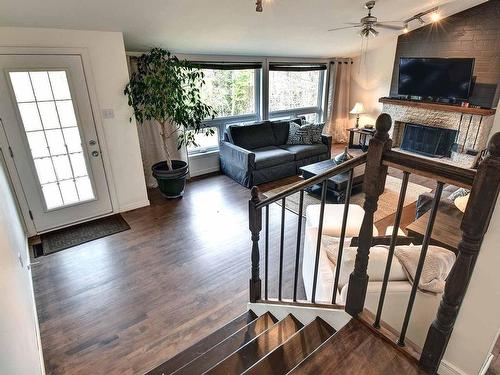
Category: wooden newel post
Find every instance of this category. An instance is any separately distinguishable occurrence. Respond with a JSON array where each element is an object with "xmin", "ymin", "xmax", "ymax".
[
  {"xmin": 420, "ymin": 132, "xmax": 500, "ymax": 374},
  {"xmin": 345, "ymin": 113, "xmax": 393, "ymax": 316},
  {"xmin": 249, "ymin": 186, "xmax": 262, "ymax": 303}
]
